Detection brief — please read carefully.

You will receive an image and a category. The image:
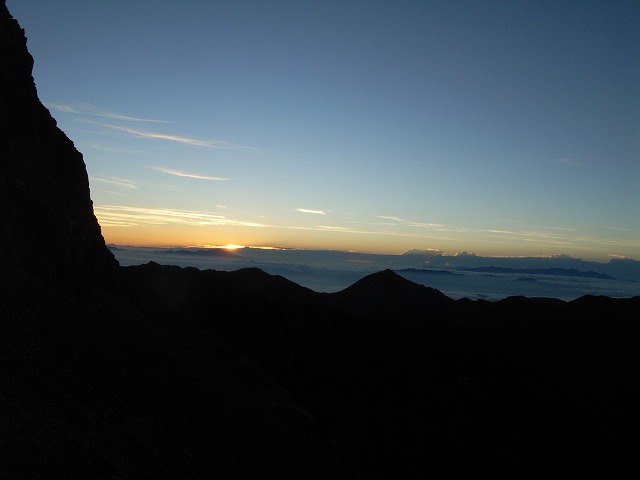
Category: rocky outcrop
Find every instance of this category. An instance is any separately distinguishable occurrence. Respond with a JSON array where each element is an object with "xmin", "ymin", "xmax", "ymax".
[{"xmin": 0, "ymin": 0, "xmax": 117, "ymax": 300}]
